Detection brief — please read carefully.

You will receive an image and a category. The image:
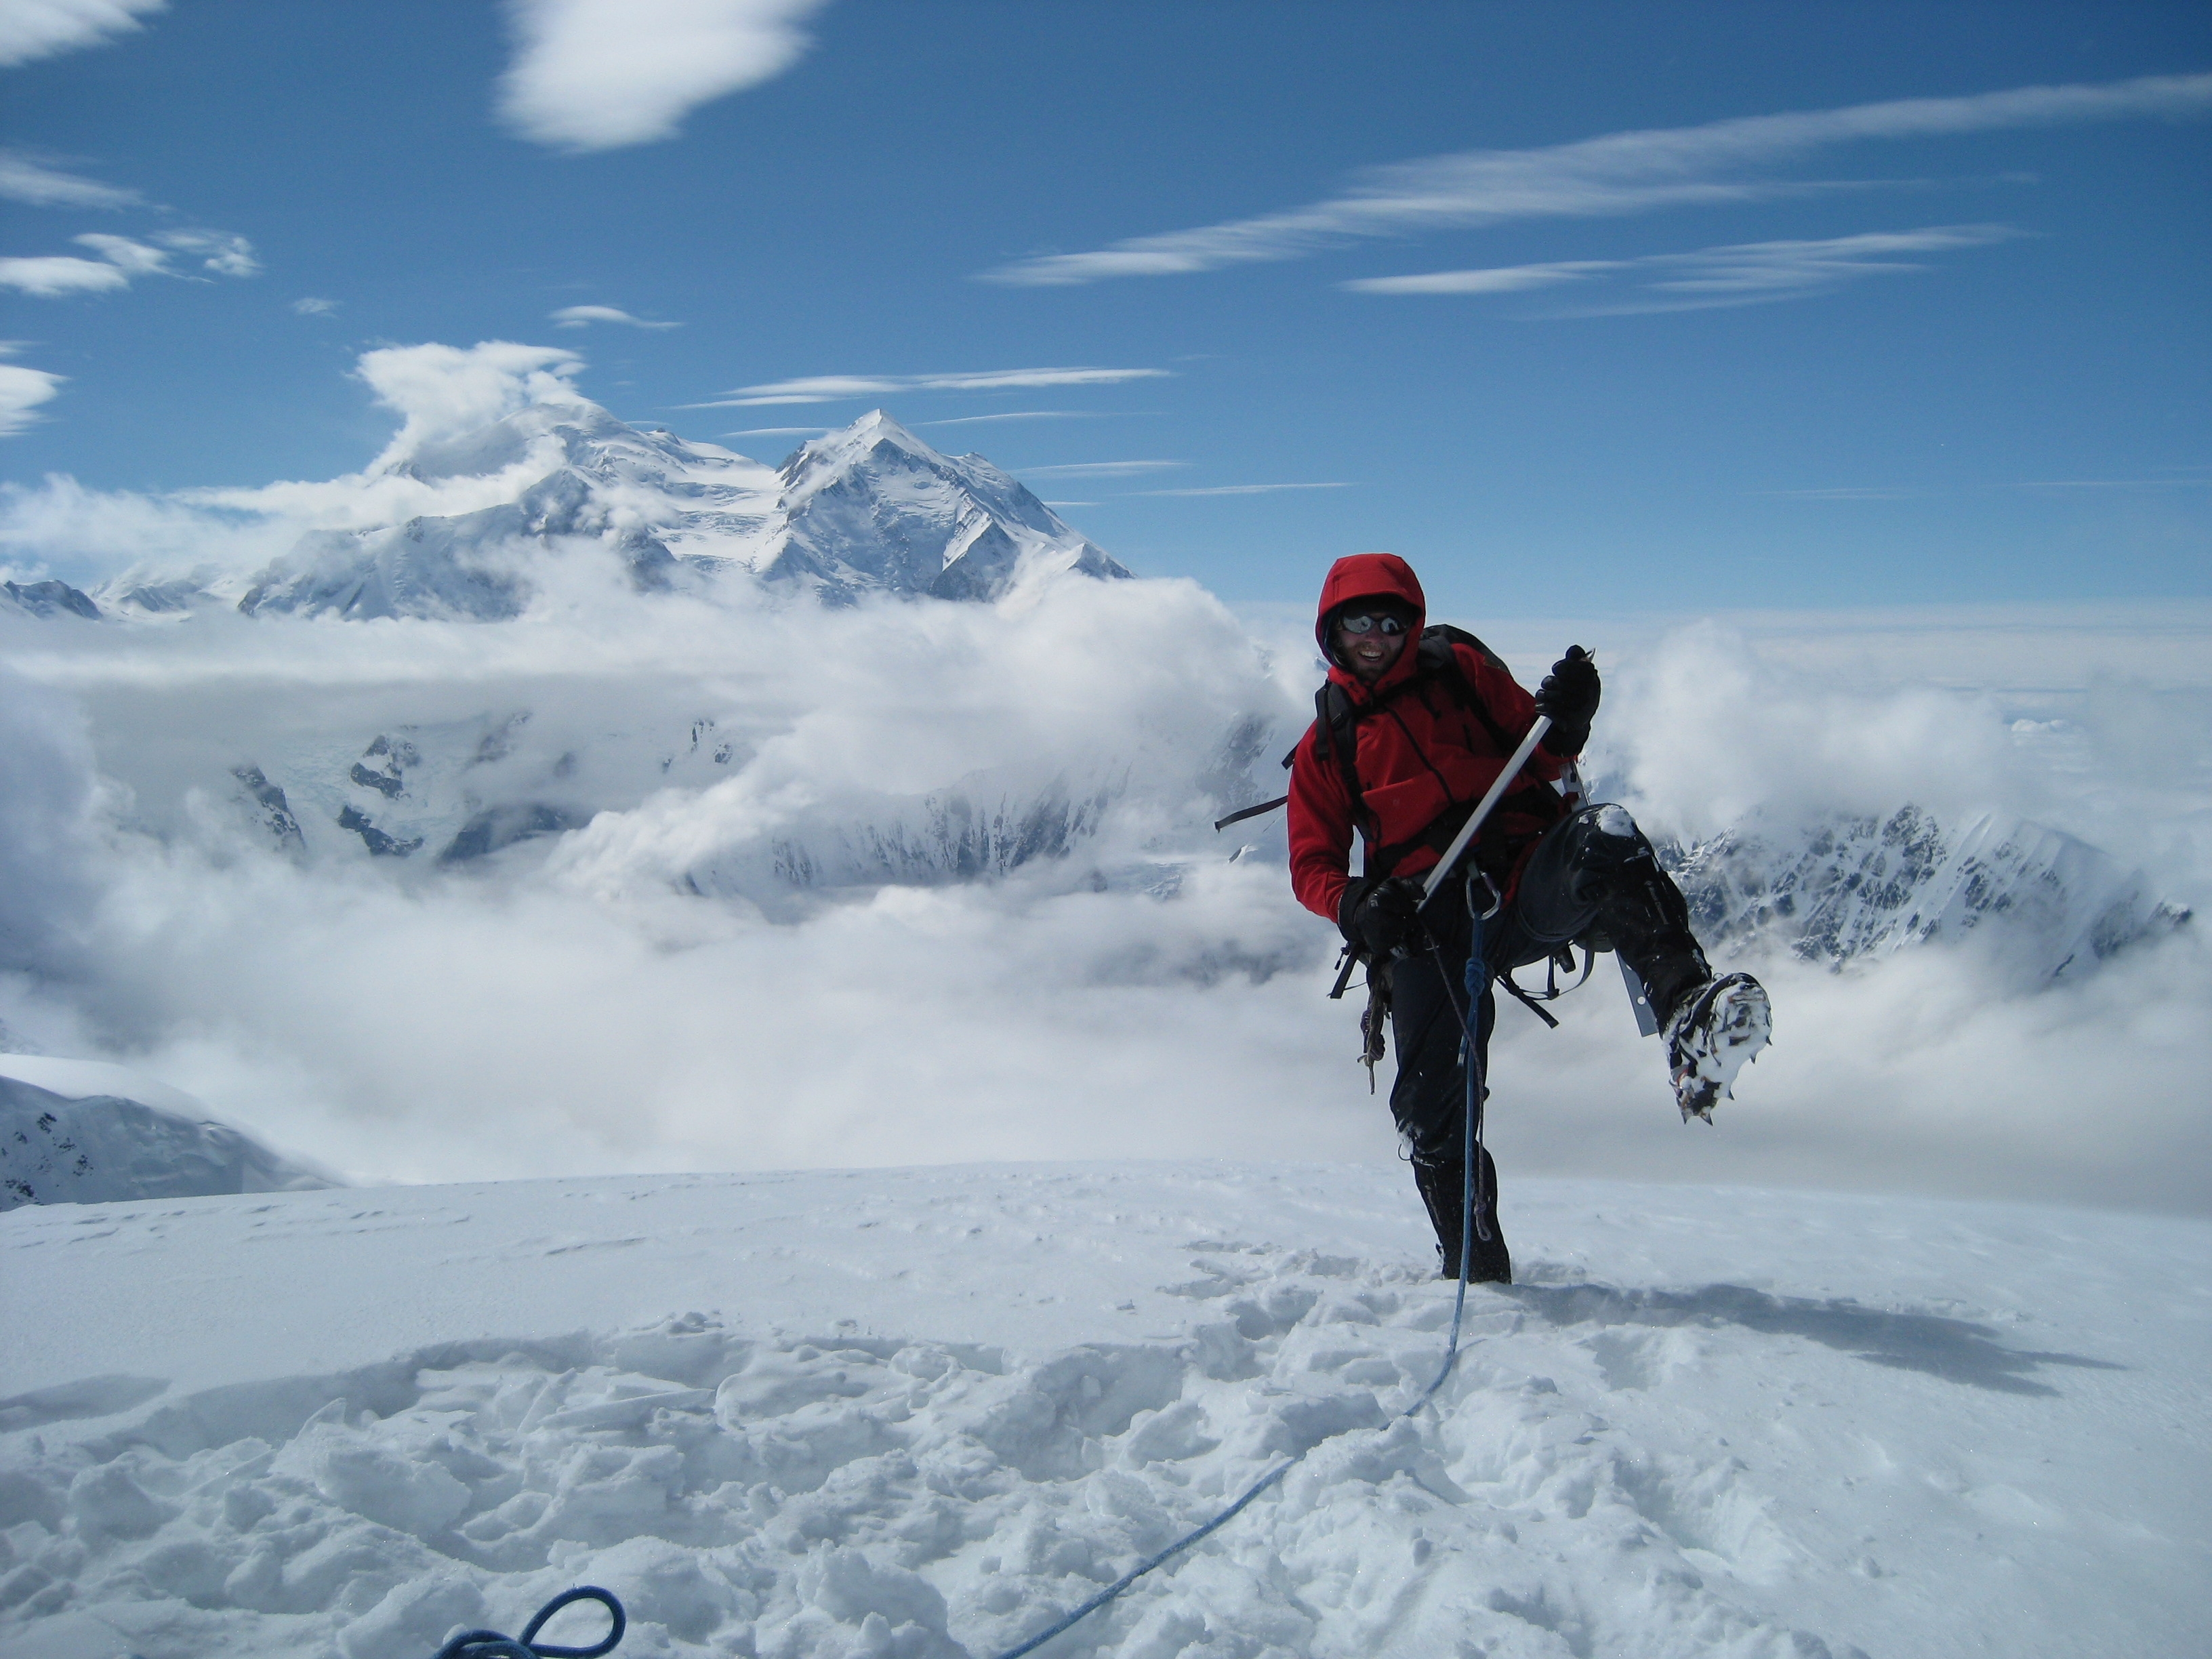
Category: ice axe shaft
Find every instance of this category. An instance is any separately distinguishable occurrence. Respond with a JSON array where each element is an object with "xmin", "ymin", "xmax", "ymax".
[{"xmin": 1420, "ymin": 715, "xmax": 1553, "ymax": 904}]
